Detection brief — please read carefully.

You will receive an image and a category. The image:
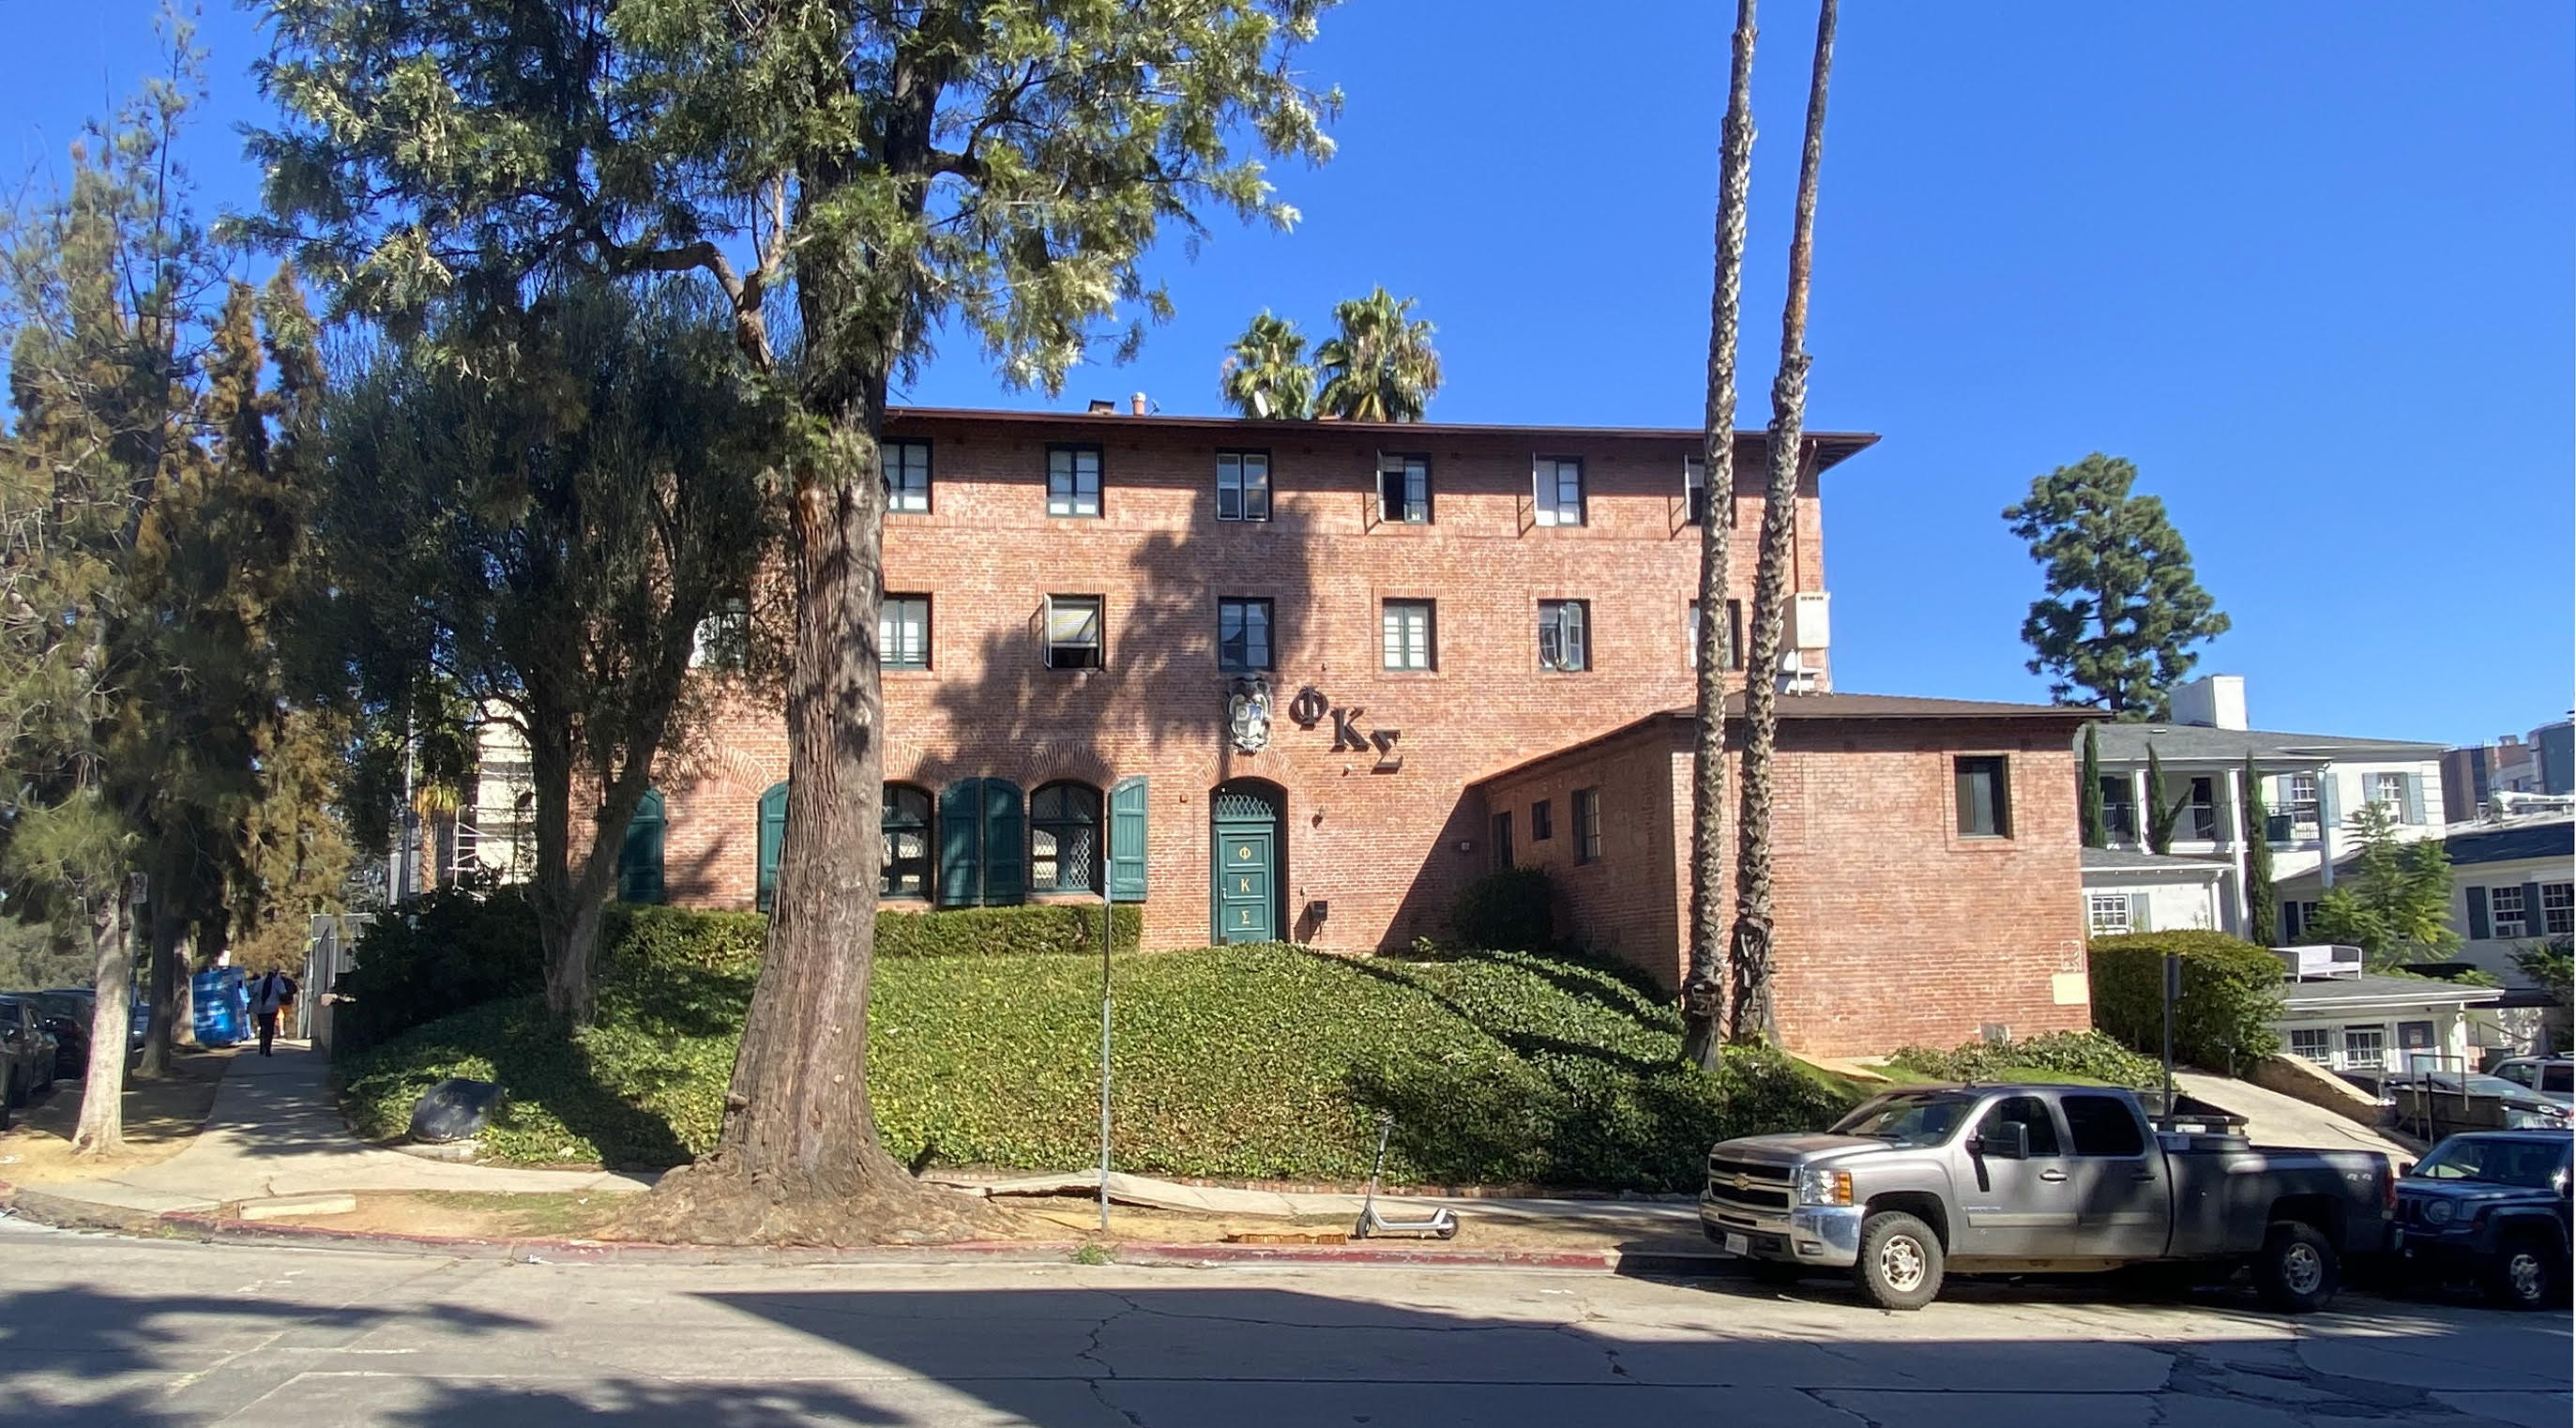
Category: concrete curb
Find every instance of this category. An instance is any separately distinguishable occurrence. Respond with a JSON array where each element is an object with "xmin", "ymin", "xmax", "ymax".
[{"xmin": 5, "ymin": 1181, "xmax": 1731, "ymax": 1275}]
